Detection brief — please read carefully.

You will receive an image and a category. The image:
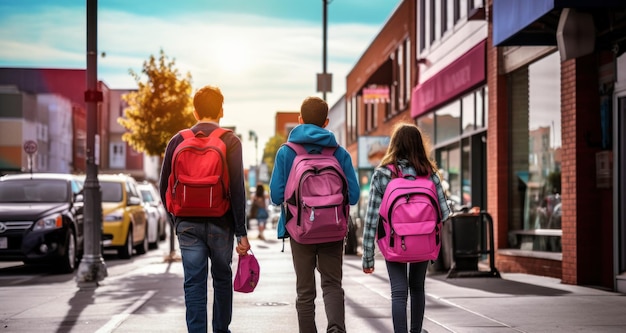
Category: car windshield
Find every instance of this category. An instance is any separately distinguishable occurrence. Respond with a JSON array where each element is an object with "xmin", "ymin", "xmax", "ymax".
[
  {"xmin": 0, "ymin": 179, "xmax": 69, "ymax": 203},
  {"xmin": 100, "ymin": 181, "xmax": 123, "ymax": 202},
  {"xmin": 140, "ymin": 189, "xmax": 154, "ymax": 203}
]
